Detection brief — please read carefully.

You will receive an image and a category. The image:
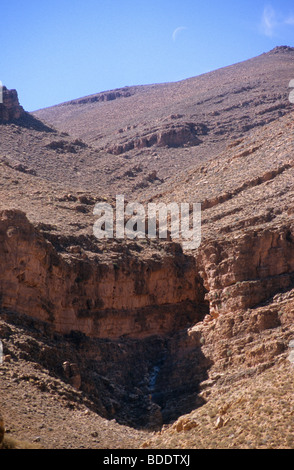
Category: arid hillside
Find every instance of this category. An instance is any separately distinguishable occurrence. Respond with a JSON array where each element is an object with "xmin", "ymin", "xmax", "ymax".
[
  {"xmin": 32, "ymin": 46, "xmax": 294, "ymax": 198},
  {"xmin": 0, "ymin": 46, "xmax": 293, "ymax": 450}
]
